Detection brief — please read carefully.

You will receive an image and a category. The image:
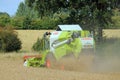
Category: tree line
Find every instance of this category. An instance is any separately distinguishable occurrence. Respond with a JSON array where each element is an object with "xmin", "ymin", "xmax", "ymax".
[{"xmin": 0, "ymin": 0, "xmax": 120, "ymax": 41}]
